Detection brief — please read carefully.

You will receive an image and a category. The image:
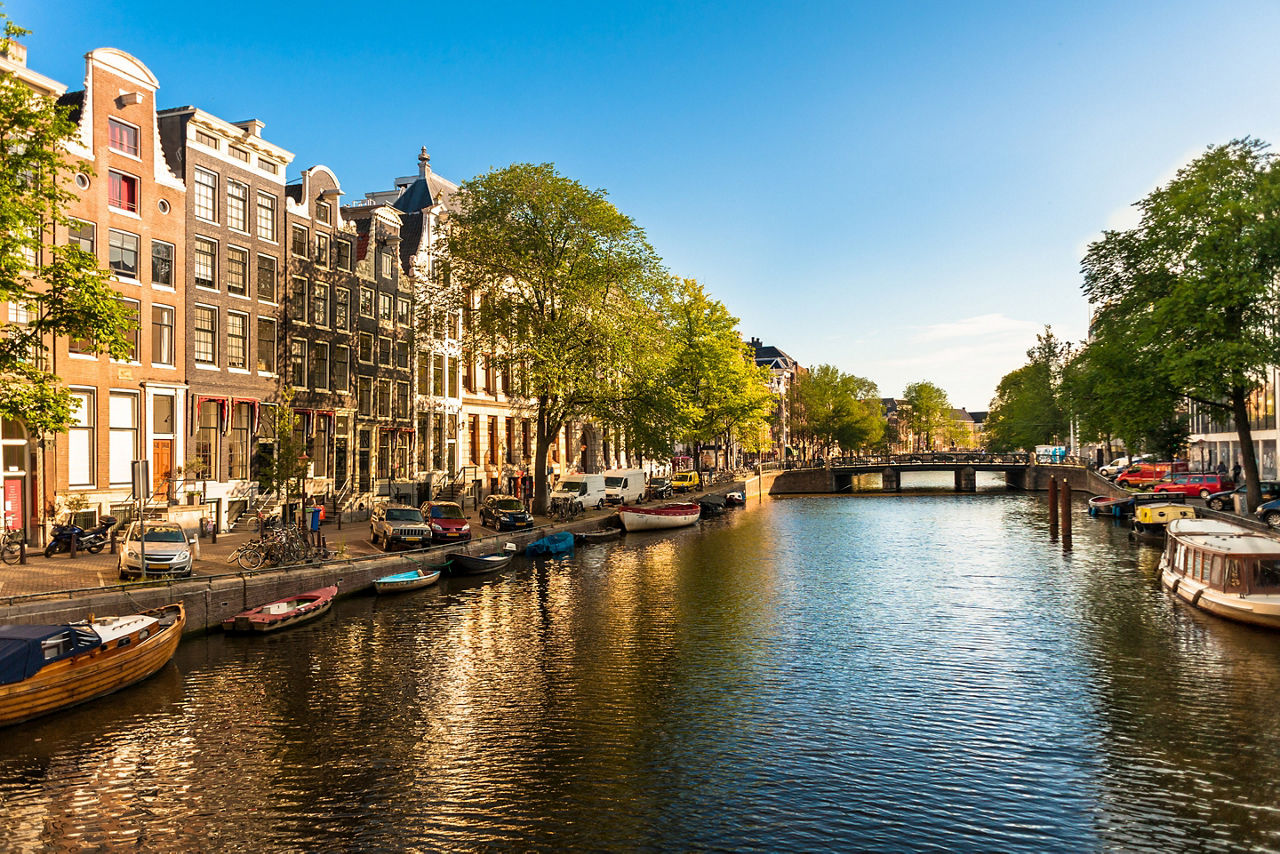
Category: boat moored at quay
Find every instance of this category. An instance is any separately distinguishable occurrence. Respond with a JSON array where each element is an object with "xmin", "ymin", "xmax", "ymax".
[
  {"xmin": 1160, "ymin": 518, "xmax": 1280, "ymax": 629},
  {"xmin": 618, "ymin": 502, "xmax": 702, "ymax": 532}
]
